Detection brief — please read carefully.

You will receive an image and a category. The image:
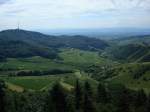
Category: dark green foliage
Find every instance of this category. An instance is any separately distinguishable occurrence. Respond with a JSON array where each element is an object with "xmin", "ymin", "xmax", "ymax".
[
  {"xmin": 134, "ymin": 89, "xmax": 147, "ymax": 107},
  {"xmin": 49, "ymin": 83, "xmax": 67, "ymax": 112},
  {"xmin": 146, "ymin": 94, "xmax": 150, "ymax": 112},
  {"xmin": 97, "ymin": 83, "xmax": 108, "ymax": 103},
  {"xmin": 116, "ymin": 89, "xmax": 130, "ymax": 112},
  {"xmin": 85, "ymin": 65, "xmax": 117, "ymax": 81},
  {"xmin": 83, "ymin": 81, "xmax": 96, "ymax": 112},
  {"xmin": 131, "ymin": 64, "xmax": 150, "ymax": 79},
  {"xmin": 1, "ymin": 81, "xmax": 150, "ymax": 112},
  {"xmin": 132, "ymin": 89, "xmax": 147, "ymax": 112},
  {"xmin": 0, "ymin": 29, "xmax": 108, "ymax": 60},
  {"xmin": 0, "ymin": 39, "xmax": 59, "ymax": 59},
  {"xmin": 74, "ymin": 79, "xmax": 83, "ymax": 111},
  {"xmin": 66, "ymin": 95, "xmax": 76, "ymax": 112},
  {"xmin": 0, "ymin": 80, "xmax": 6, "ymax": 112},
  {"xmin": 105, "ymin": 44, "xmax": 150, "ymax": 62},
  {"xmin": 16, "ymin": 69, "xmax": 73, "ymax": 76},
  {"xmin": 7, "ymin": 92, "xmax": 46, "ymax": 112}
]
